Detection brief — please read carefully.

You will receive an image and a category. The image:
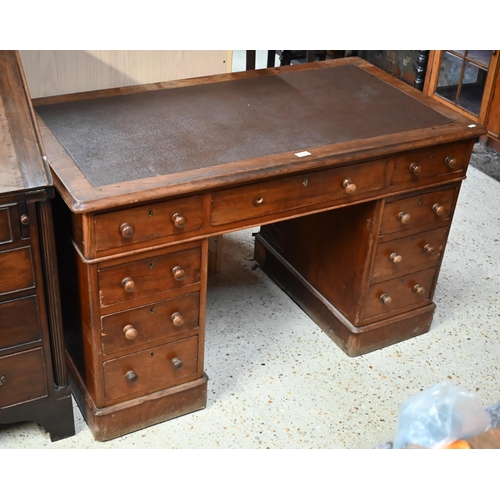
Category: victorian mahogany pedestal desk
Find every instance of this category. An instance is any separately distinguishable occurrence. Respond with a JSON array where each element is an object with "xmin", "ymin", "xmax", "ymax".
[
  {"xmin": 33, "ymin": 57, "xmax": 485, "ymax": 441},
  {"xmin": 0, "ymin": 51, "xmax": 75, "ymax": 441}
]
